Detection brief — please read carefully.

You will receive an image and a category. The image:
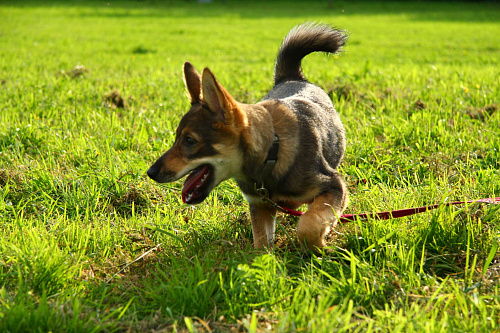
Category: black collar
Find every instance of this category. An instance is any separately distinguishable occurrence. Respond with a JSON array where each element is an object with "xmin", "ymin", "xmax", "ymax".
[{"xmin": 260, "ymin": 134, "xmax": 279, "ymax": 182}]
